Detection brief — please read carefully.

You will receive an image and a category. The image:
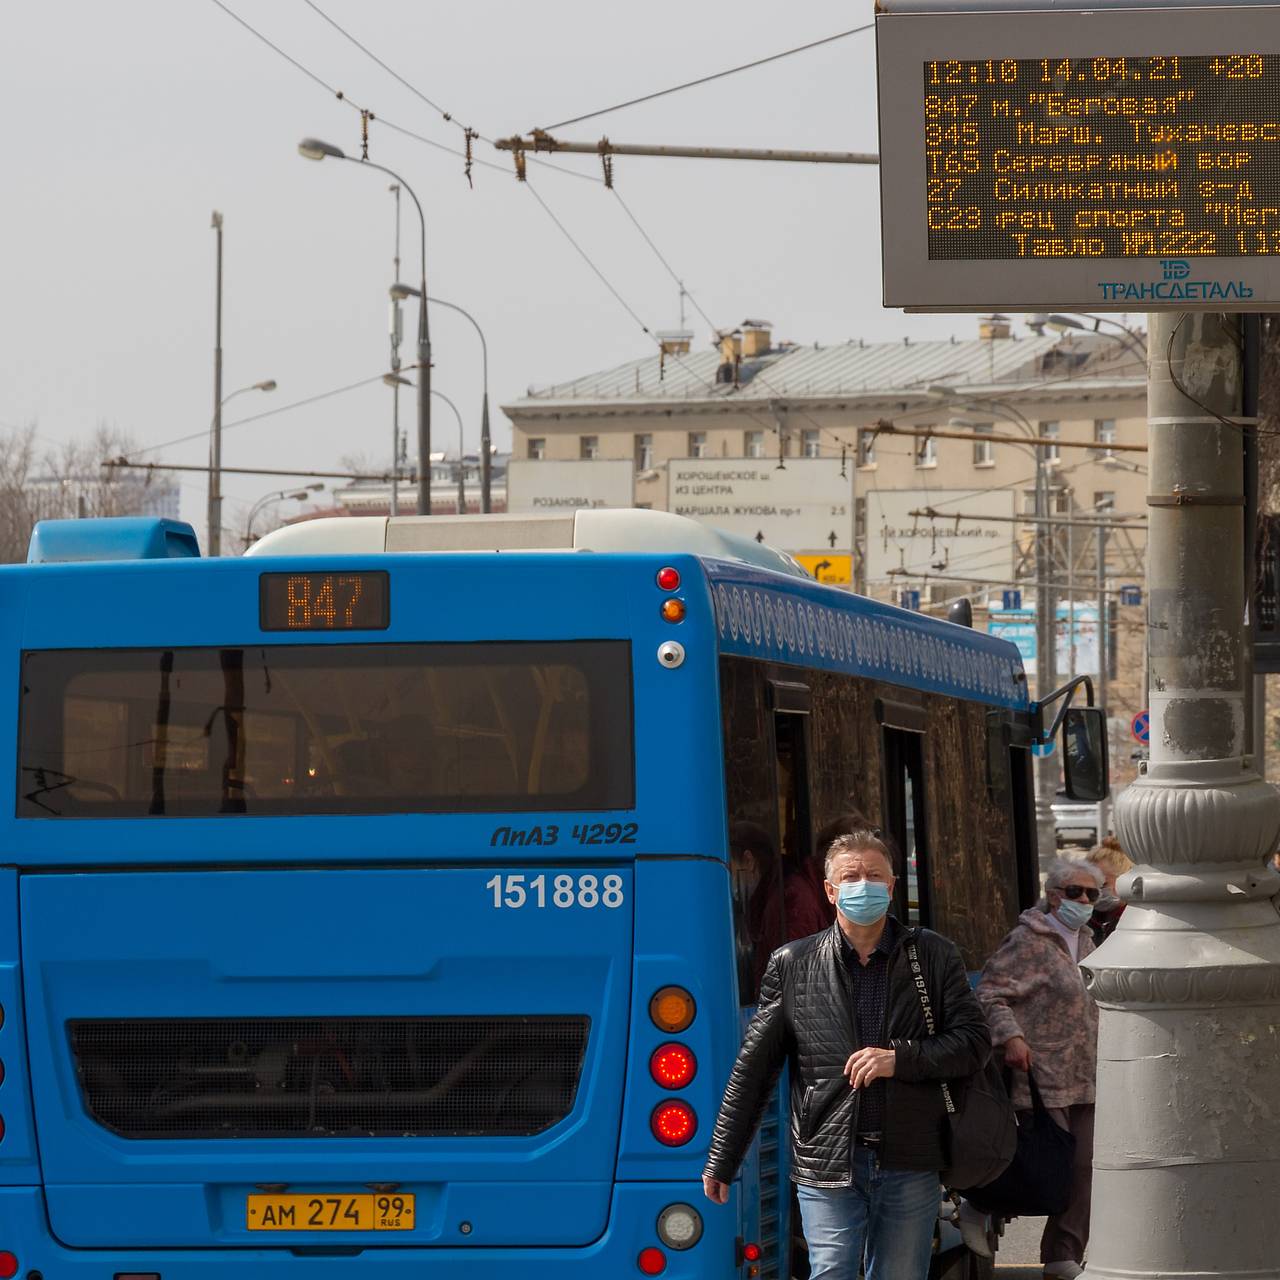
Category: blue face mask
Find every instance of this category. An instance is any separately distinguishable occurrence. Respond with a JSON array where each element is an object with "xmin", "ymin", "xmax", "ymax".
[
  {"xmin": 1055, "ymin": 897, "xmax": 1094, "ymax": 931},
  {"xmin": 837, "ymin": 880, "xmax": 892, "ymax": 926}
]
